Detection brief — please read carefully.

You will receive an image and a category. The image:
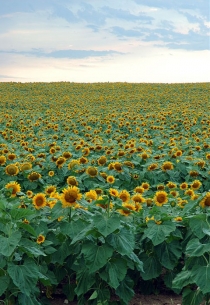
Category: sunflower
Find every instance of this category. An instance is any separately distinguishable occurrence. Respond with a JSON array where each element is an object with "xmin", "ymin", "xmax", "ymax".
[
  {"xmin": 174, "ymin": 217, "xmax": 183, "ymax": 222},
  {"xmin": 174, "ymin": 150, "xmax": 182, "ymax": 157},
  {"xmin": 141, "ymin": 182, "xmax": 150, "ymax": 191},
  {"xmin": 134, "ymin": 186, "xmax": 144, "ymax": 194},
  {"xmin": 170, "ymin": 190, "xmax": 179, "ymax": 197},
  {"xmin": 157, "ymin": 185, "xmax": 165, "ymax": 191},
  {"xmin": 20, "ymin": 162, "xmax": 32, "ymax": 171},
  {"xmin": 26, "ymin": 190, "xmax": 33, "ymax": 198},
  {"xmin": 118, "ymin": 190, "xmax": 130, "ymax": 203},
  {"xmin": 109, "ymin": 188, "xmax": 119, "ymax": 197},
  {"xmin": 180, "ymin": 182, "xmax": 188, "ymax": 190},
  {"xmin": 67, "ymin": 176, "xmax": 78, "ymax": 186},
  {"xmin": 32, "ymin": 193, "xmax": 47, "ymax": 209},
  {"xmin": 62, "ymin": 151, "xmax": 72, "ymax": 159},
  {"xmin": 48, "ymin": 171, "xmax": 54, "ymax": 177},
  {"xmin": 123, "ymin": 161, "xmax": 134, "ymax": 168},
  {"xmin": 7, "ymin": 153, "xmax": 16, "ymax": 161},
  {"xmin": 36, "ymin": 234, "xmax": 45, "ymax": 244},
  {"xmin": 154, "ymin": 191, "xmax": 168, "ymax": 206},
  {"xmin": 106, "ymin": 175, "xmax": 115, "ymax": 184},
  {"xmin": 191, "ymin": 180, "xmax": 202, "ymax": 190},
  {"xmin": 45, "ymin": 185, "xmax": 57, "ymax": 196},
  {"xmin": 28, "ymin": 171, "xmax": 41, "ymax": 182},
  {"xmin": 147, "ymin": 163, "xmax": 158, "ymax": 171},
  {"xmin": 141, "ymin": 152, "xmax": 150, "ymax": 160},
  {"xmin": 60, "ymin": 186, "xmax": 82, "ymax": 208},
  {"xmin": 79, "ymin": 157, "xmax": 88, "ymax": 164},
  {"xmin": 166, "ymin": 181, "xmax": 177, "ymax": 189},
  {"xmin": 0, "ymin": 155, "xmax": 6, "ymax": 166},
  {"xmin": 82, "ymin": 147, "xmax": 90, "ymax": 156},
  {"xmin": 5, "ymin": 164, "xmax": 19, "ymax": 176},
  {"xmin": 118, "ymin": 202, "xmax": 135, "ymax": 216},
  {"xmin": 56, "ymin": 157, "xmax": 66, "ymax": 168},
  {"xmin": 200, "ymin": 192, "xmax": 210, "ymax": 208},
  {"xmin": 100, "ymin": 172, "xmax": 108, "ymax": 179},
  {"xmin": 85, "ymin": 190, "xmax": 98, "ymax": 201},
  {"xmin": 98, "ymin": 156, "xmax": 107, "ymax": 166},
  {"xmin": 68, "ymin": 159, "xmax": 80, "ymax": 170},
  {"xmin": 132, "ymin": 194, "xmax": 146, "ymax": 204},
  {"xmin": 185, "ymin": 189, "xmax": 195, "ymax": 197},
  {"xmin": 113, "ymin": 162, "xmax": 123, "ymax": 172},
  {"xmin": 161, "ymin": 161, "xmax": 174, "ymax": 171},
  {"xmin": 189, "ymin": 170, "xmax": 199, "ymax": 177},
  {"xmin": 5, "ymin": 181, "xmax": 21, "ymax": 197},
  {"xmin": 86, "ymin": 166, "xmax": 98, "ymax": 177}
]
